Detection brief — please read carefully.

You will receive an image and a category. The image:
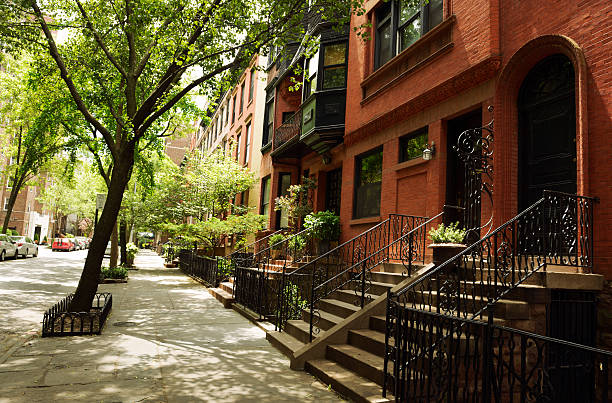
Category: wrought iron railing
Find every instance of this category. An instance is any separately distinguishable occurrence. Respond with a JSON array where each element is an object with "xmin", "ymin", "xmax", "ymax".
[
  {"xmin": 384, "ymin": 191, "xmax": 597, "ymax": 400},
  {"xmin": 42, "ymin": 293, "xmax": 112, "ymax": 337},
  {"xmin": 232, "ymin": 227, "xmax": 316, "ymax": 320},
  {"xmin": 273, "ymin": 109, "xmax": 302, "ymax": 150},
  {"xmin": 274, "ymin": 213, "xmax": 433, "ymax": 338},
  {"xmin": 387, "ymin": 307, "xmax": 611, "ymax": 402},
  {"xmin": 229, "ymin": 229, "xmax": 285, "ymax": 276}
]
